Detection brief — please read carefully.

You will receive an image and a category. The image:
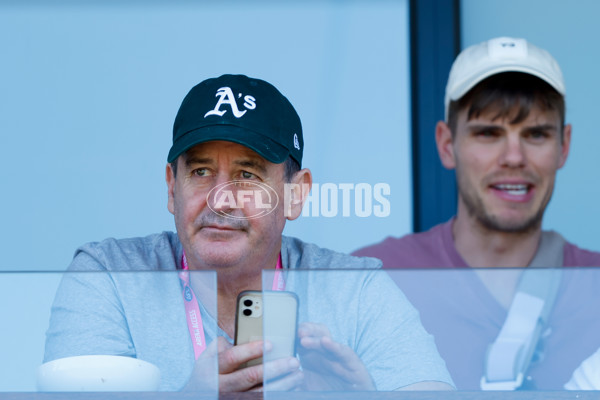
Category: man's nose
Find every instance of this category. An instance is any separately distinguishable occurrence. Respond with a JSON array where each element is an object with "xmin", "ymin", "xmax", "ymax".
[
  {"xmin": 499, "ymin": 135, "xmax": 526, "ymax": 168},
  {"xmin": 207, "ymin": 174, "xmax": 237, "ymax": 212},
  {"xmin": 206, "ymin": 177, "xmax": 260, "ymax": 217}
]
